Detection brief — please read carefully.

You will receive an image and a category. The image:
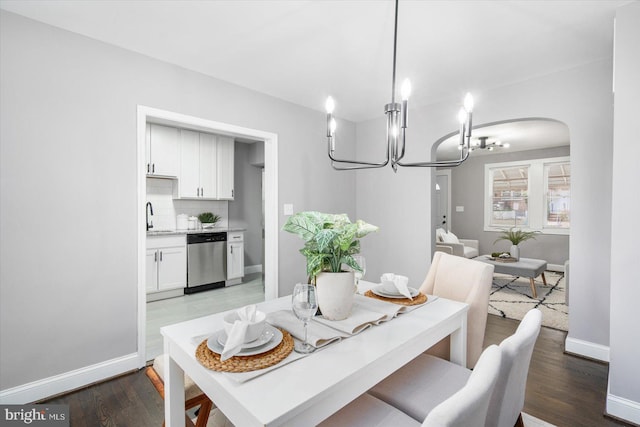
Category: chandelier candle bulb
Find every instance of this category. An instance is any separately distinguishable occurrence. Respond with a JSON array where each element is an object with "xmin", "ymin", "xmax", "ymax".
[
  {"xmin": 458, "ymin": 108, "xmax": 467, "ymax": 146},
  {"xmin": 325, "ymin": 96, "xmax": 335, "ymax": 114},
  {"xmin": 401, "ymin": 79, "xmax": 412, "ymax": 101},
  {"xmin": 400, "ymin": 79, "xmax": 410, "ymax": 129},
  {"xmin": 464, "ymin": 92, "xmax": 474, "ymax": 112},
  {"xmin": 464, "ymin": 93, "xmax": 474, "ymax": 142}
]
